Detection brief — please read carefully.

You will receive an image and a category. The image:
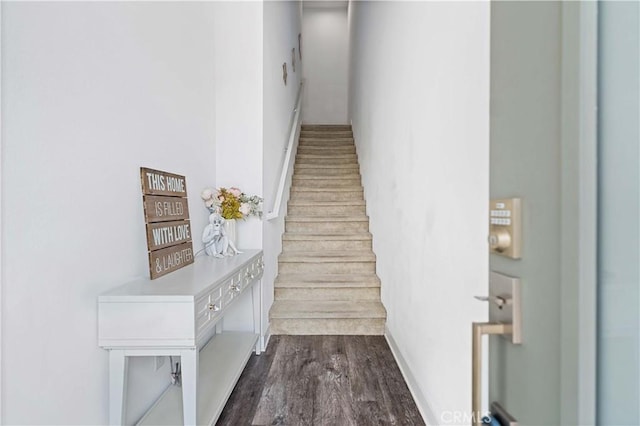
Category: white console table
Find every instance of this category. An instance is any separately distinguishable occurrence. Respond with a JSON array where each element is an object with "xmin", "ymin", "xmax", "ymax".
[{"xmin": 98, "ymin": 250, "xmax": 264, "ymax": 426}]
